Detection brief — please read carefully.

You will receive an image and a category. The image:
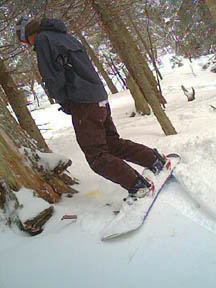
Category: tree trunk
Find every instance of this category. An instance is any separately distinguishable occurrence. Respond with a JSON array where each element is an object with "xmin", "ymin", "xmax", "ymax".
[
  {"xmin": 126, "ymin": 75, "xmax": 151, "ymax": 115},
  {"xmin": 0, "ymin": 96, "xmax": 78, "ymax": 230},
  {"xmin": 0, "ymin": 87, "xmax": 8, "ymax": 106},
  {"xmin": 29, "ymin": 56, "xmax": 55, "ymax": 105},
  {"xmin": 0, "ymin": 58, "xmax": 50, "ymax": 151},
  {"xmin": 92, "ymin": 1, "xmax": 177, "ymax": 135},
  {"xmin": 76, "ymin": 30, "xmax": 118, "ymax": 94},
  {"xmin": 126, "ymin": 10, "xmax": 167, "ymax": 107},
  {"xmin": 205, "ymin": 0, "xmax": 216, "ymax": 20}
]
